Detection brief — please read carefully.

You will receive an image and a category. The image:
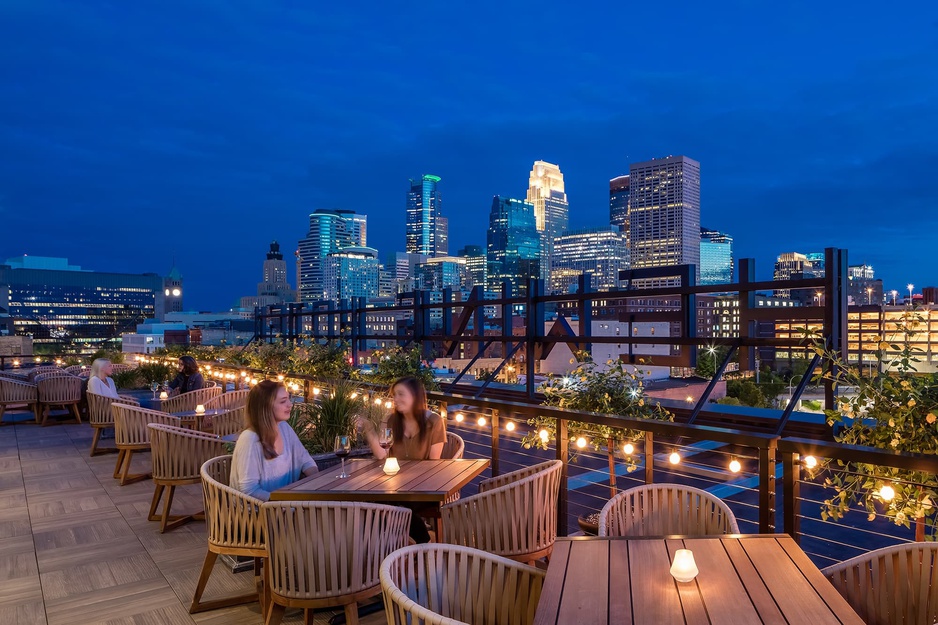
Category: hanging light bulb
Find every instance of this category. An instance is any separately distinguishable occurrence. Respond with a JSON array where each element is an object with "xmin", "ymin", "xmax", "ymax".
[
  {"xmin": 385, "ymin": 400, "xmax": 393, "ymax": 409},
  {"xmin": 729, "ymin": 459, "xmax": 742, "ymax": 473},
  {"xmin": 505, "ymin": 421, "xmax": 516, "ymax": 432},
  {"xmin": 623, "ymin": 442, "xmax": 635, "ymax": 456},
  {"xmin": 313, "ymin": 387, "xmax": 321, "ymax": 396},
  {"xmin": 455, "ymin": 412, "xmax": 465, "ymax": 422},
  {"xmin": 374, "ymin": 397, "xmax": 382, "ymax": 405},
  {"xmin": 669, "ymin": 451, "xmax": 681, "ymax": 465},
  {"xmin": 350, "ymin": 392, "xmax": 358, "ymax": 399},
  {"xmin": 477, "ymin": 416, "xmax": 487, "ymax": 427},
  {"xmin": 879, "ymin": 484, "xmax": 896, "ymax": 502},
  {"xmin": 277, "ymin": 374, "xmax": 284, "ymax": 382},
  {"xmin": 575, "ymin": 436, "xmax": 588, "ymax": 449},
  {"xmin": 803, "ymin": 455, "xmax": 818, "ymax": 469},
  {"xmin": 539, "ymin": 429, "xmax": 549, "ymax": 442}
]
